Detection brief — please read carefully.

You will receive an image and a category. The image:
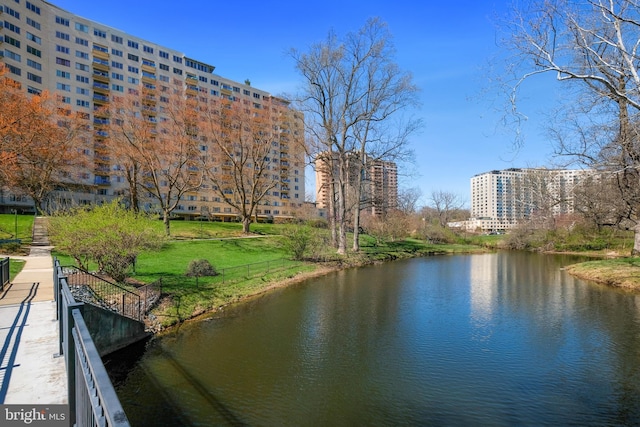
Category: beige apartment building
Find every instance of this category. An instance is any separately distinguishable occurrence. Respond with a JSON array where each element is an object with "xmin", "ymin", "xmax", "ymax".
[
  {"xmin": 465, "ymin": 168, "xmax": 589, "ymax": 232},
  {"xmin": 0, "ymin": 0, "xmax": 305, "ymax": 219},
  {"xmin": 315, "ymin": 152, "xmax": 398, "ymax": 217}
]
